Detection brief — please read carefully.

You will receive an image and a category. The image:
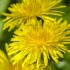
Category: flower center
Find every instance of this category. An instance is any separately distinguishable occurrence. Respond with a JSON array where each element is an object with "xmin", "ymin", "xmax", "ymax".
[
  {"xmin": 22, "ymin": 2, "xmax": 41, "ymax": 18},
  {"xmin": 27, "ymin": 30, "xmax": 48, "ymax": 47}
]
